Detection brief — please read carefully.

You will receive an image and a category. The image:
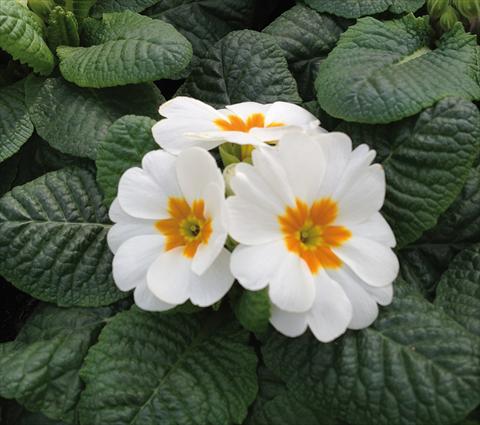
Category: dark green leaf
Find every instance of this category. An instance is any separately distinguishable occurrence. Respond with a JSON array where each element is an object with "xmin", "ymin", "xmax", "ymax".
[
  {"xmin": 78, "ymin": 308, "xmax": 258, "ymax": 425},
  {"xmin": 26, "ymin": 77, "xmax": 164, "ymax": 159},
  {"xmin": 95, "ymin": 115, "xmax": 157, "ymax": 206},
  {"xmin": 58, "ymin": 11, "xmax": 192, "ymax": 88},
  {"xmin": 0, "ymin": 166, "xmax": 125, "ymax": 307},
  {"xmin": 0, "ymin": 79, "xmax": 33, "ymax": 163},
  {"xmin": 179, "ymin": 30, "xmax": 301, "ymax": 108},
  {"xmin": 262, "ymin": 280, "xmax": 480, "ymax": 425},
  {"xmin": 316, "ymin": 16, "xmax": 480, "ymax": 123},
  {"xmin": 92, "ymin": 0, "xmax": 159, "ymax": 15},
  {"xmin": 231, "ymin": 287, "xmax": 270, "ymax": 334}
]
